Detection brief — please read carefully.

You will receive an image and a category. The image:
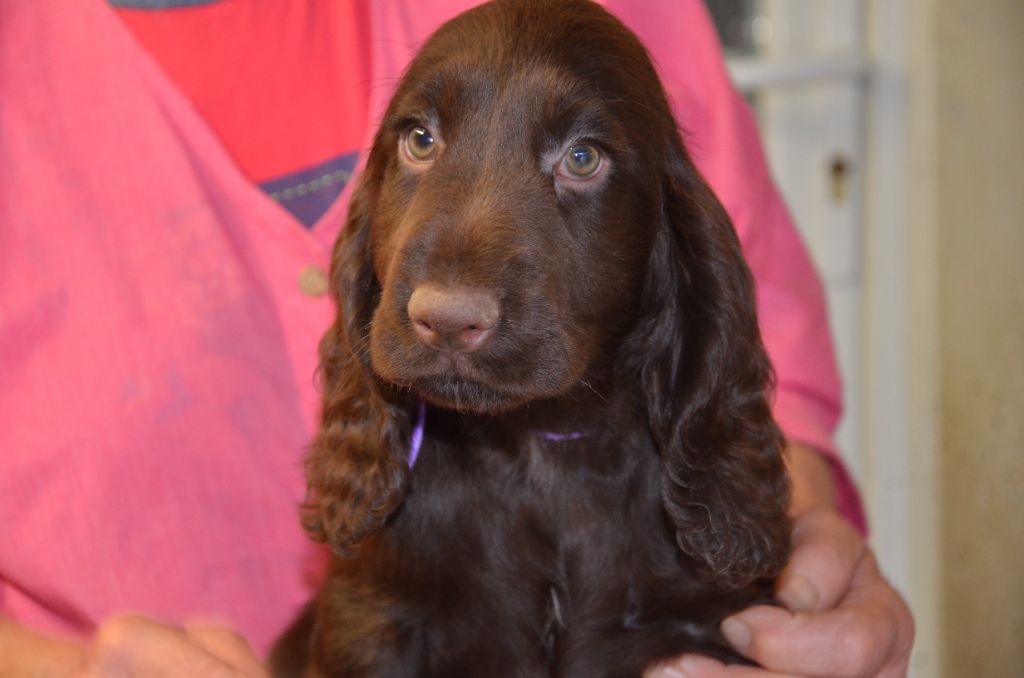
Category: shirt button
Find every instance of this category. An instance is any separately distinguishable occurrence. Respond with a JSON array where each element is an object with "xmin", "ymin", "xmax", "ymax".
[{"xmin": 297, "ymin": 264, "xmax": 329, "ymax": 297}]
